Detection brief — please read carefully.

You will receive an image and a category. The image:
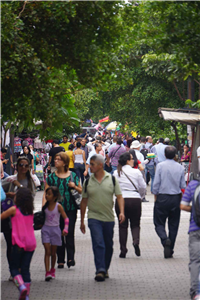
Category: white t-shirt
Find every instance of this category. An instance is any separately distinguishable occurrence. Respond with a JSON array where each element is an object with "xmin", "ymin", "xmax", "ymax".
[{"xmin": 113, "ymin": 164, "xmax": 146, "ymax": 199}]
